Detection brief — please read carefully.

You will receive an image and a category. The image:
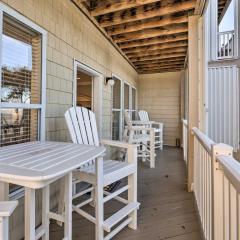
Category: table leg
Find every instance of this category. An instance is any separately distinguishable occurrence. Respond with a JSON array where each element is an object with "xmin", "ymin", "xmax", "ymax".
[
  {"xmin": 95, "ymin": 156, "xmax": 104, "ymax": 240},
  {"xmin": 0, "ymin": 182, "xmax": 9, "ymax": 201},
  {"xmin": 42, "ymin": 186, "xmax": 50, "ymax": 240},
  {"xmin": 25, "ymin": 187, "xmax": 35, "ymax": 240},
  {"xmin": 0, "ymin": 217, "xmax": 9, "ymax": 240},
  {"xmin": 64, "ymin": 172, "xmax": 72, "ymax": 240}
]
